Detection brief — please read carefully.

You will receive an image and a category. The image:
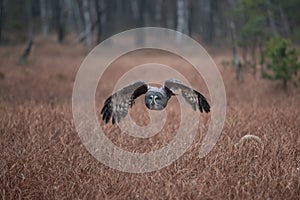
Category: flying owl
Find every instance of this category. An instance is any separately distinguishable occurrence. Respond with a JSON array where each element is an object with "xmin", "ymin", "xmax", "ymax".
[{"xmin": 101, "ymin": 79, "xmax": 210, "ymax": 124}]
